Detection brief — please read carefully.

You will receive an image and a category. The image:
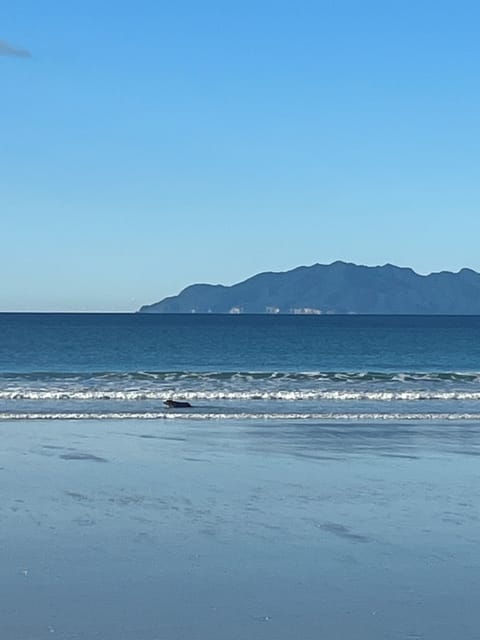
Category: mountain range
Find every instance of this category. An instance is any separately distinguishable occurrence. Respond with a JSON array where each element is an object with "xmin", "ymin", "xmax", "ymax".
[{"xmin": 138, "ymin": 261, "xmax": 480, "ymax": 314}]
